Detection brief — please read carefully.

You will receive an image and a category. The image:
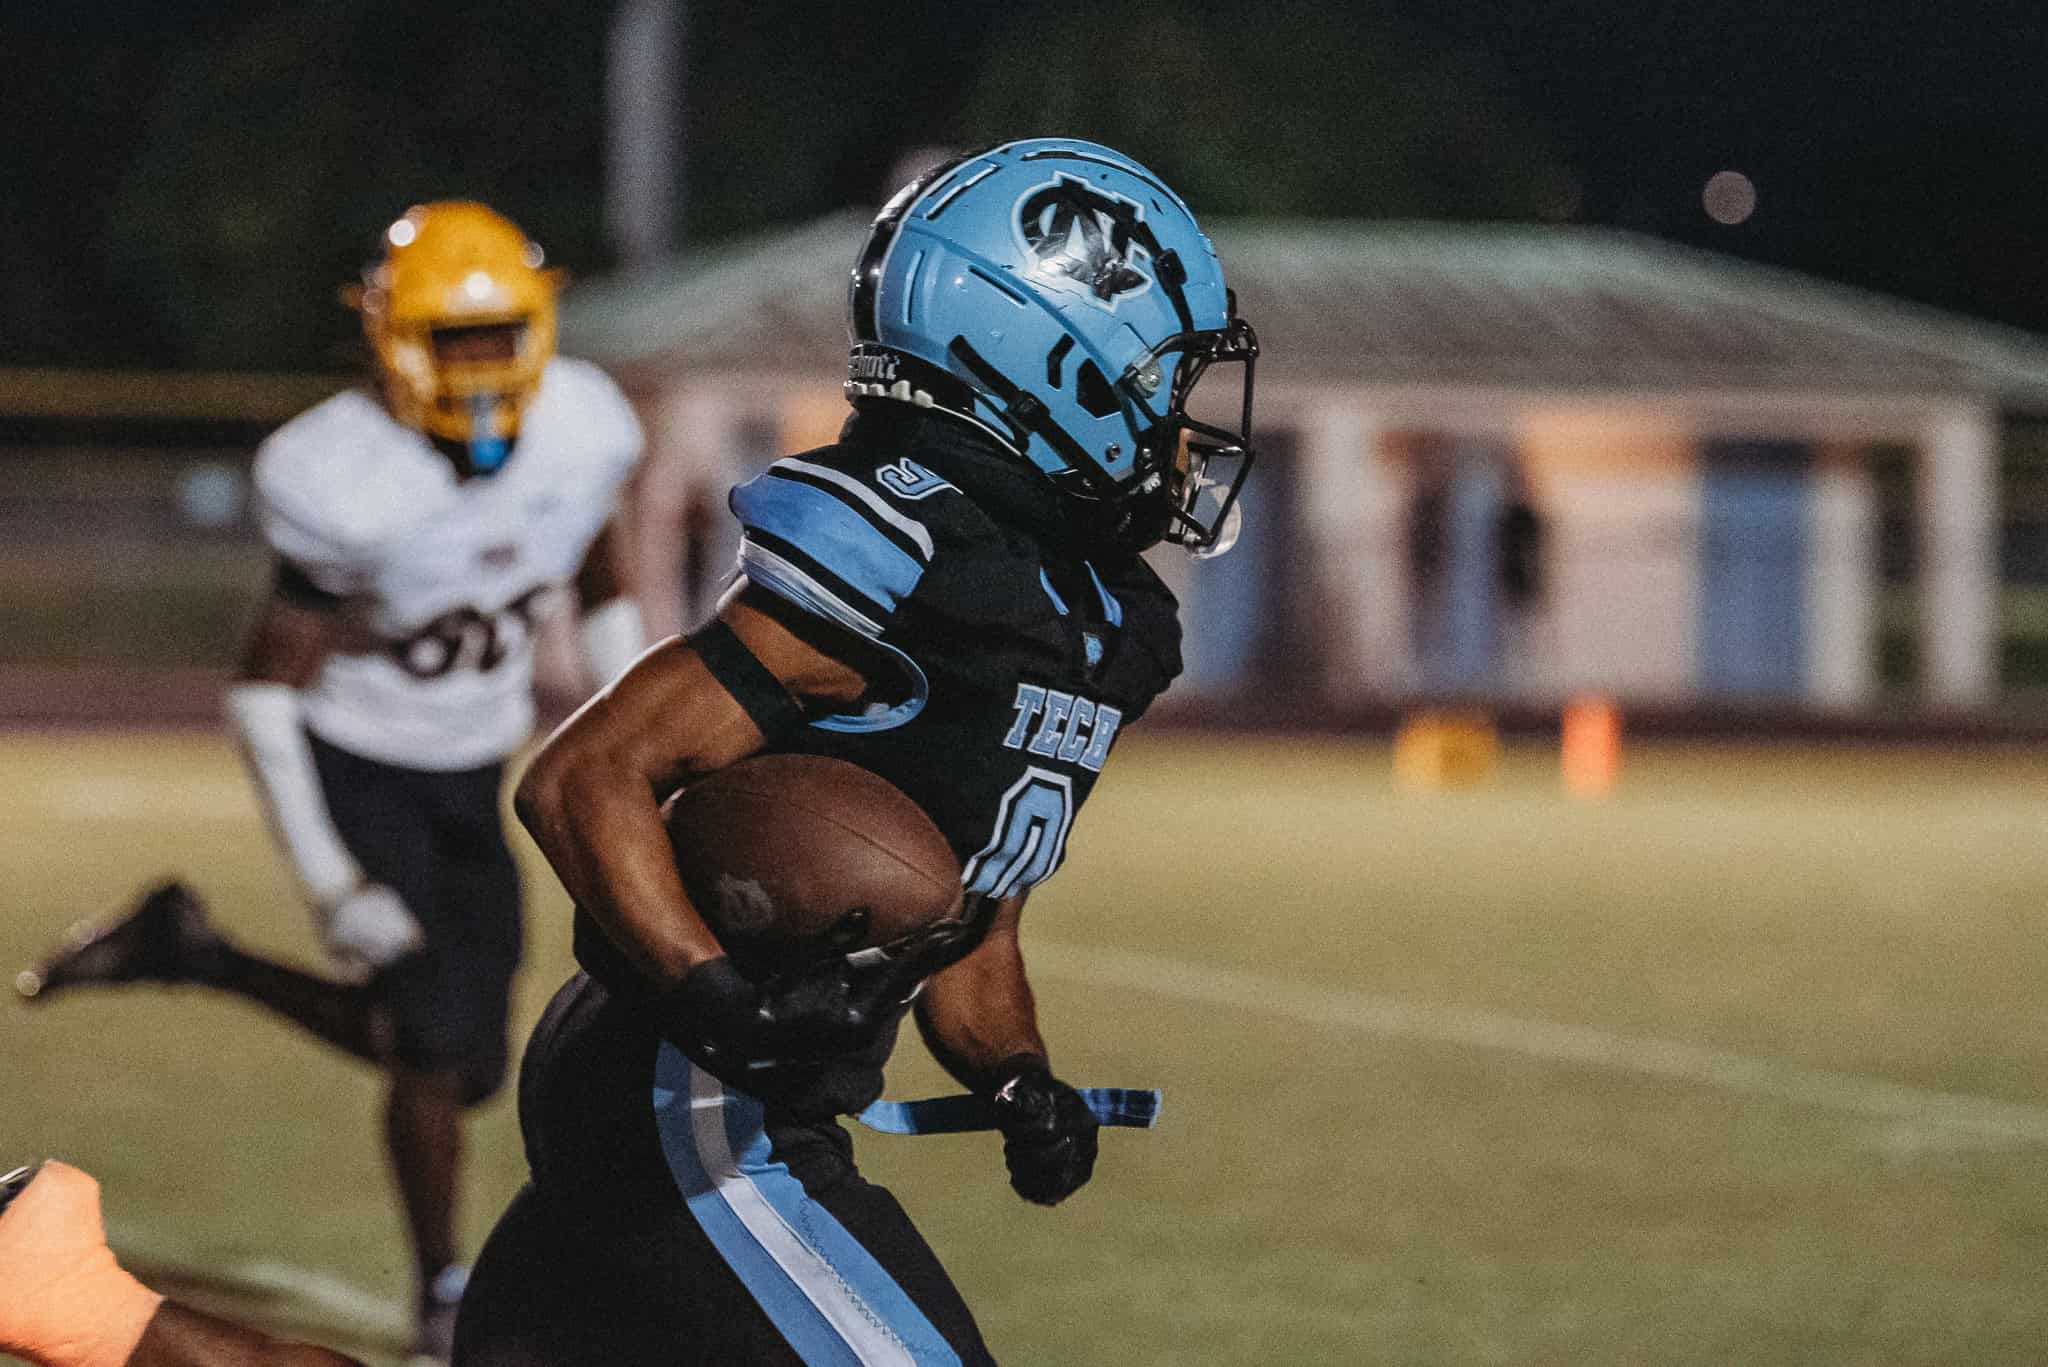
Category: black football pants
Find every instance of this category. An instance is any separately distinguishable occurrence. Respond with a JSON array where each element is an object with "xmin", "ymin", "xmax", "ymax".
[{"xmin": 453, "ymin": 972, "xmax": 996, "ymax": 1366}]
